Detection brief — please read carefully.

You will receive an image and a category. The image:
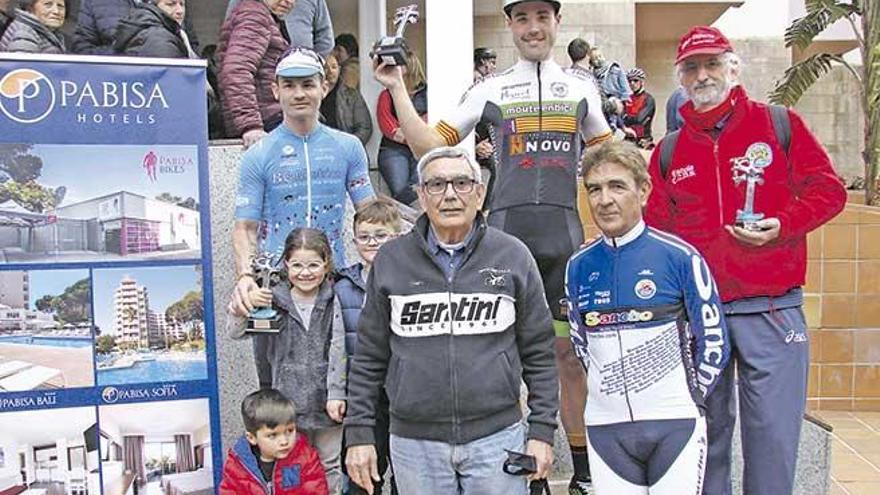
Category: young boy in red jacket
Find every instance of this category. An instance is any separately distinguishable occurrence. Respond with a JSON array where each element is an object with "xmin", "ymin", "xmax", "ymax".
[{"xmin": 220, "ymin": 389, "xmax": 329, "ymax": 494}]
